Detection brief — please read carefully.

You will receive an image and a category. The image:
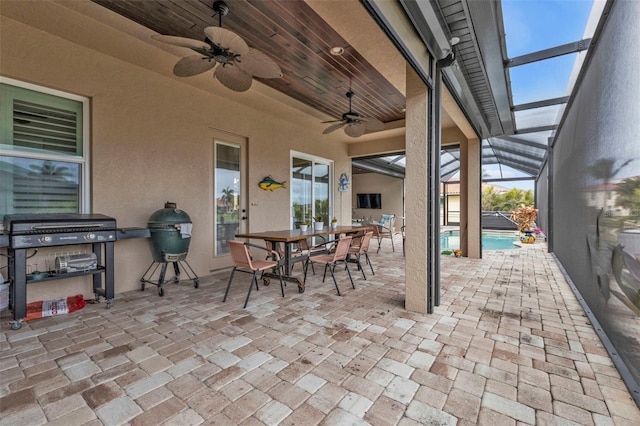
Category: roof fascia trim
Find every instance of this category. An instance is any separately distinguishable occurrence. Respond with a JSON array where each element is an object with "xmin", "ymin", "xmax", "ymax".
[{"xmin": 465, "ymin": 0, "xmax": 515, "ymax": 135}]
